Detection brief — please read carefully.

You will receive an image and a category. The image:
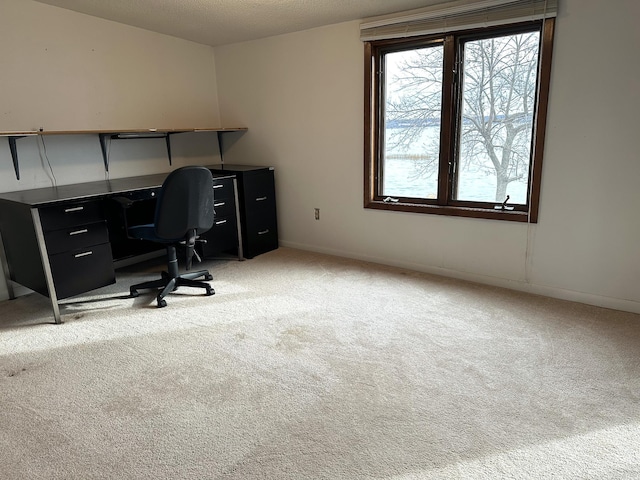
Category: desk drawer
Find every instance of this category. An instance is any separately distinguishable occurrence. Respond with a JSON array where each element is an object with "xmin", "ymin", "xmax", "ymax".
[
  {"xmin": 44, "ymin": 221, "xmax": 109, "ymax": 255},
  {"xmin": 213, "ymin": 198, "xmax": 235, "ymax": 219},
  {"xmin": 244, "ymin": 225, "xmax": 278, "ymax": 259},
  {"xmin": 212, "ymin": 178, "xmax": 234, "ymax": 199},
  {"xmin": 49, "ymin": 242, "xmax": 115, "ymax": 299},
  {"xmin": 245, "ymin": 199, "xmax": 277, "ymax": 231},
  {"xmin": 40, "ymin": 201, "xmax": 104, "ymax": 231},
  {"xmin": 243, "ymin": 206, "xmax": 278, "ymax": 258},
  {"xmin": 242, "ymin": 172, "xmax": 276, "ymax": 209},
  {"xmin": 201, "ymin": 216, "xmax": 238, "ymax": 256}
]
